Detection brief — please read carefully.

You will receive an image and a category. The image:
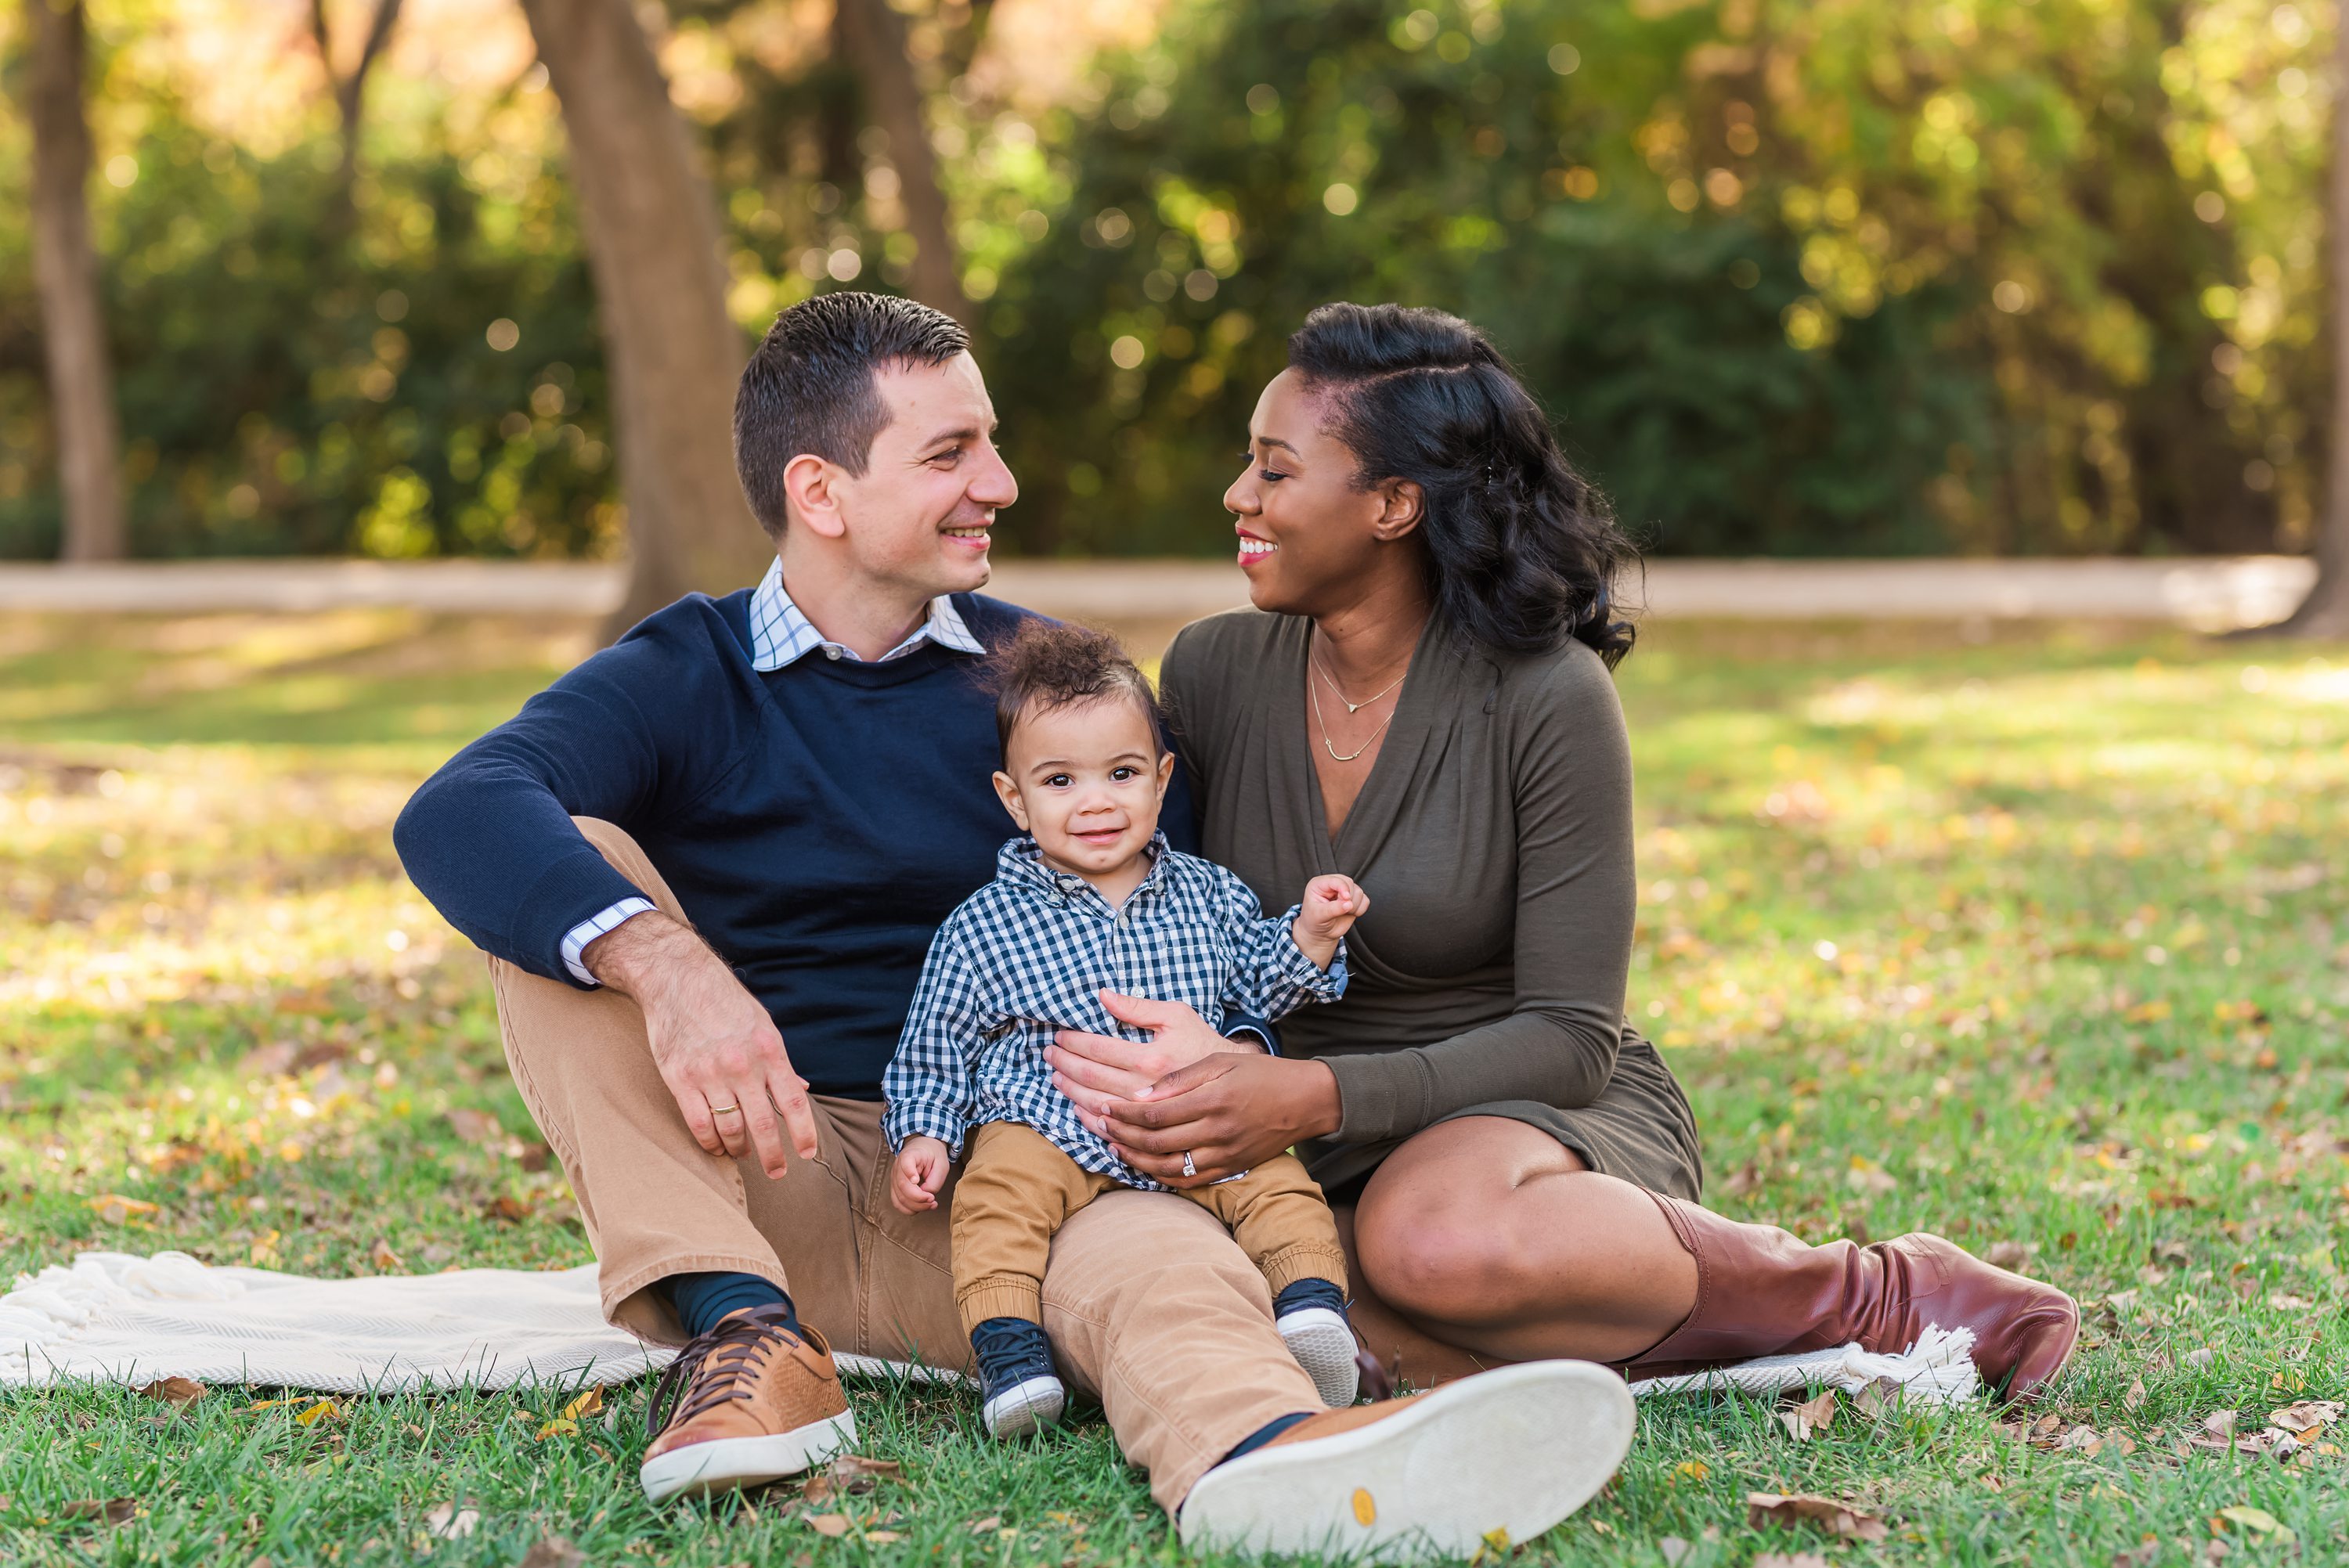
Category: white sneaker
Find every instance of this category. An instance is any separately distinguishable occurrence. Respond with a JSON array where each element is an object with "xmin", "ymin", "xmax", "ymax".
[
  {"xmin": 1277, "ymin": 1304, "xmax": 1362, "ymax": 1406},
  {"xmin": 981, "ymin": 1372, "xmax": 1066, "ymax": 1439},
  {"xmin": 1178, "ymin": 1359, "xmax": 1635, "ymax": 1563}
]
